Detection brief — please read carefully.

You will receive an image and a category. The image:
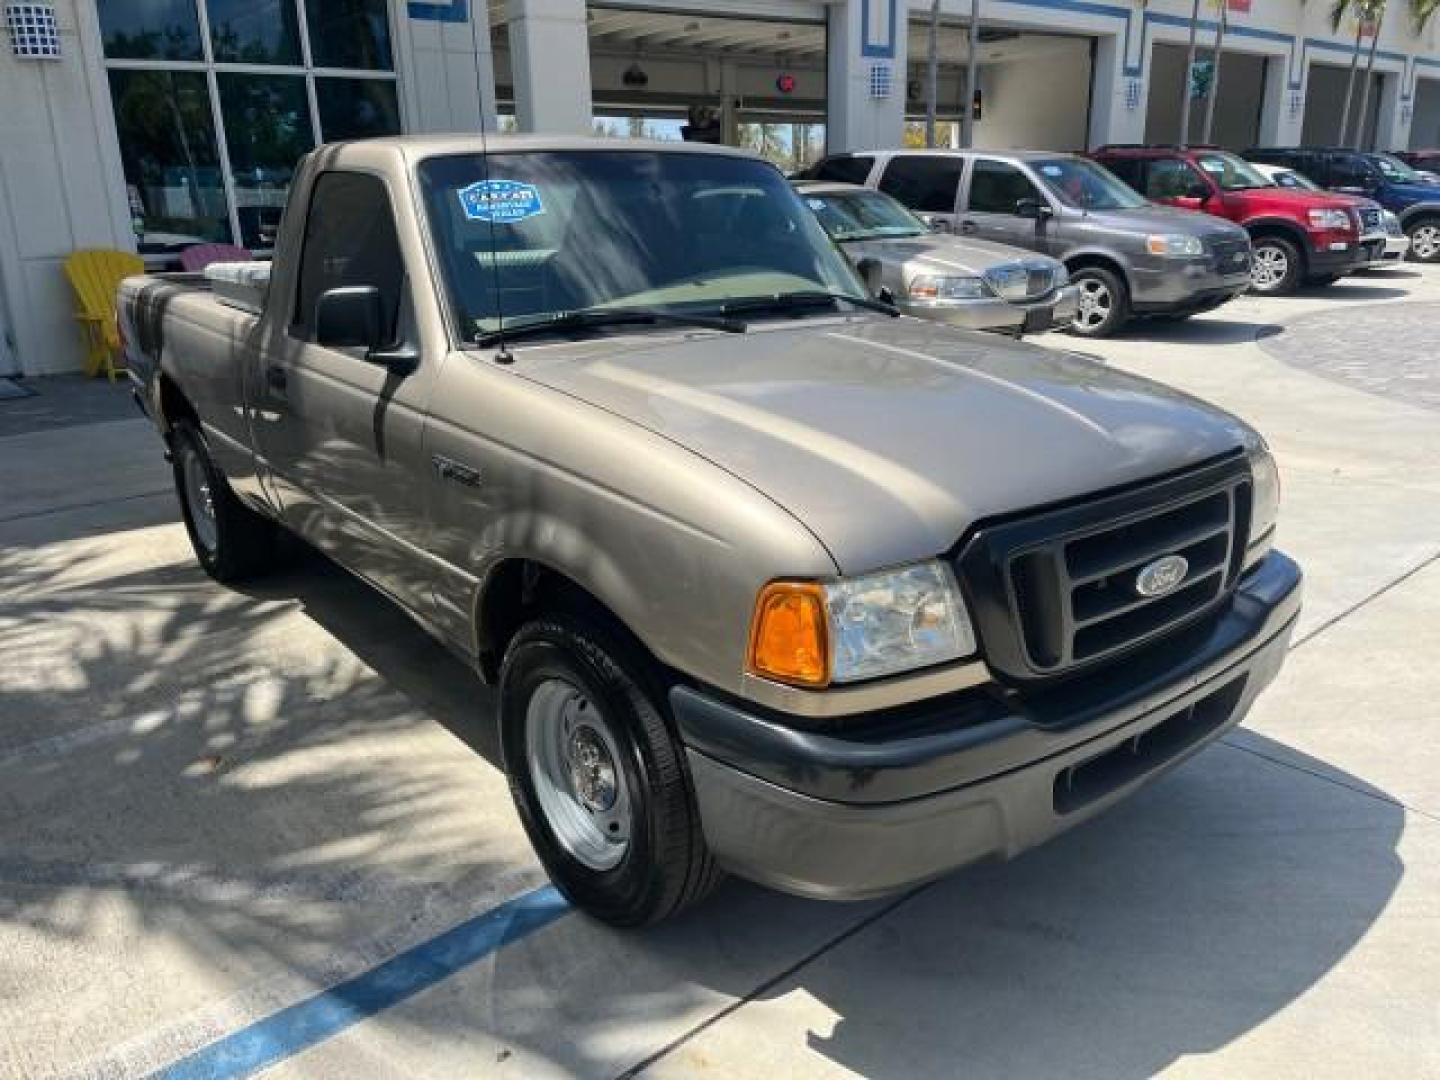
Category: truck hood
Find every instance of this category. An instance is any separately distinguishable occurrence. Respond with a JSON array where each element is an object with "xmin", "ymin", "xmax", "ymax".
[
  {"xmin": 1088, "ymin": 203, "xmax": 1246, "ymax": 239},
  {"xmin": 515, "ymin": 317, "xmax": 1255, "ymax": 572}
]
